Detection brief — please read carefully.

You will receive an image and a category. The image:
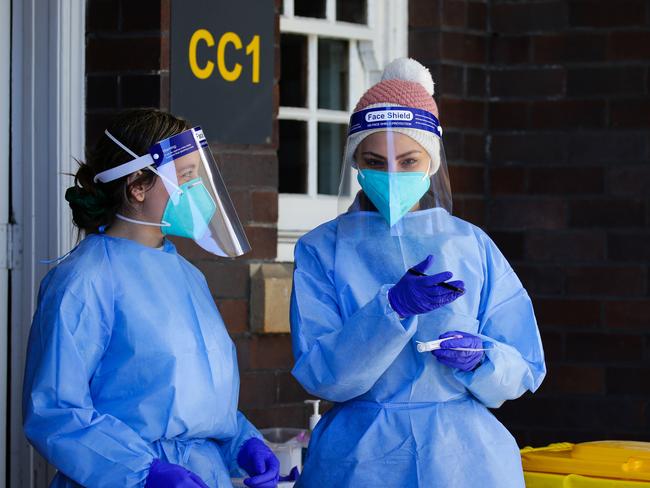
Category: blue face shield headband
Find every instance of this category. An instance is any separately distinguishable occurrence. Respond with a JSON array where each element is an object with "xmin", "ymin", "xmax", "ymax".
[{"xmin": 94, "ymin": 127, "xmax": 251, "ymax": 257}]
